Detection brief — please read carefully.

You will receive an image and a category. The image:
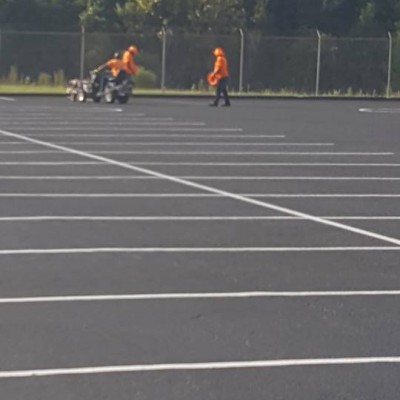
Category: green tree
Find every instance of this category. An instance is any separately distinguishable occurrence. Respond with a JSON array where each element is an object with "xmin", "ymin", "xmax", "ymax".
[
  {"xmin": 79, "ymin": 0, "xmax": 126, "ymax": 31},
  {"xmin": 187, "ymin": 0, "xmax": 246, "ymax": 33},
  {"xmin": 0, "ymin": 0, "xmax": 84, "ymax": 31}
]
